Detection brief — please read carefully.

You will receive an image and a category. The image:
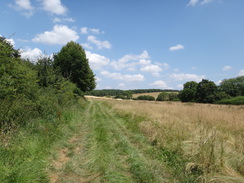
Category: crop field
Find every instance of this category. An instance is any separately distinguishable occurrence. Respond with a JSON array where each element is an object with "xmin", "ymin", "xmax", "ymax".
[
  {"xmin": 132, "ymin": 92, "xmax": 162, "ymax": 98},
  {"xmin": 103, "ymin": 99, "xmax": 244, "ymax": 182}
]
